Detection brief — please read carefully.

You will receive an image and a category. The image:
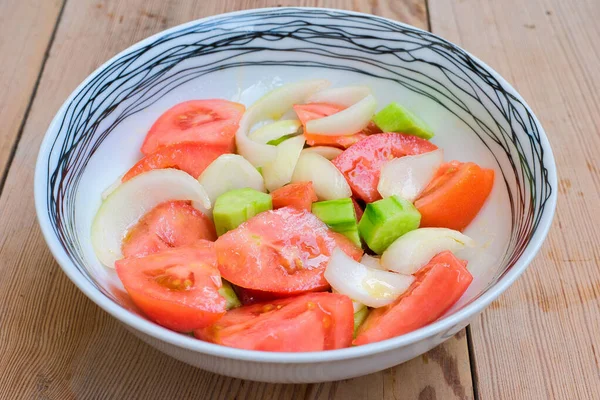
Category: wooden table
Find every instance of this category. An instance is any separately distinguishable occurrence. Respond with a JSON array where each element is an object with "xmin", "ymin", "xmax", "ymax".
[{"xmin": 1, "ymin": 0, "xmax": 598, "ymax": 398}]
